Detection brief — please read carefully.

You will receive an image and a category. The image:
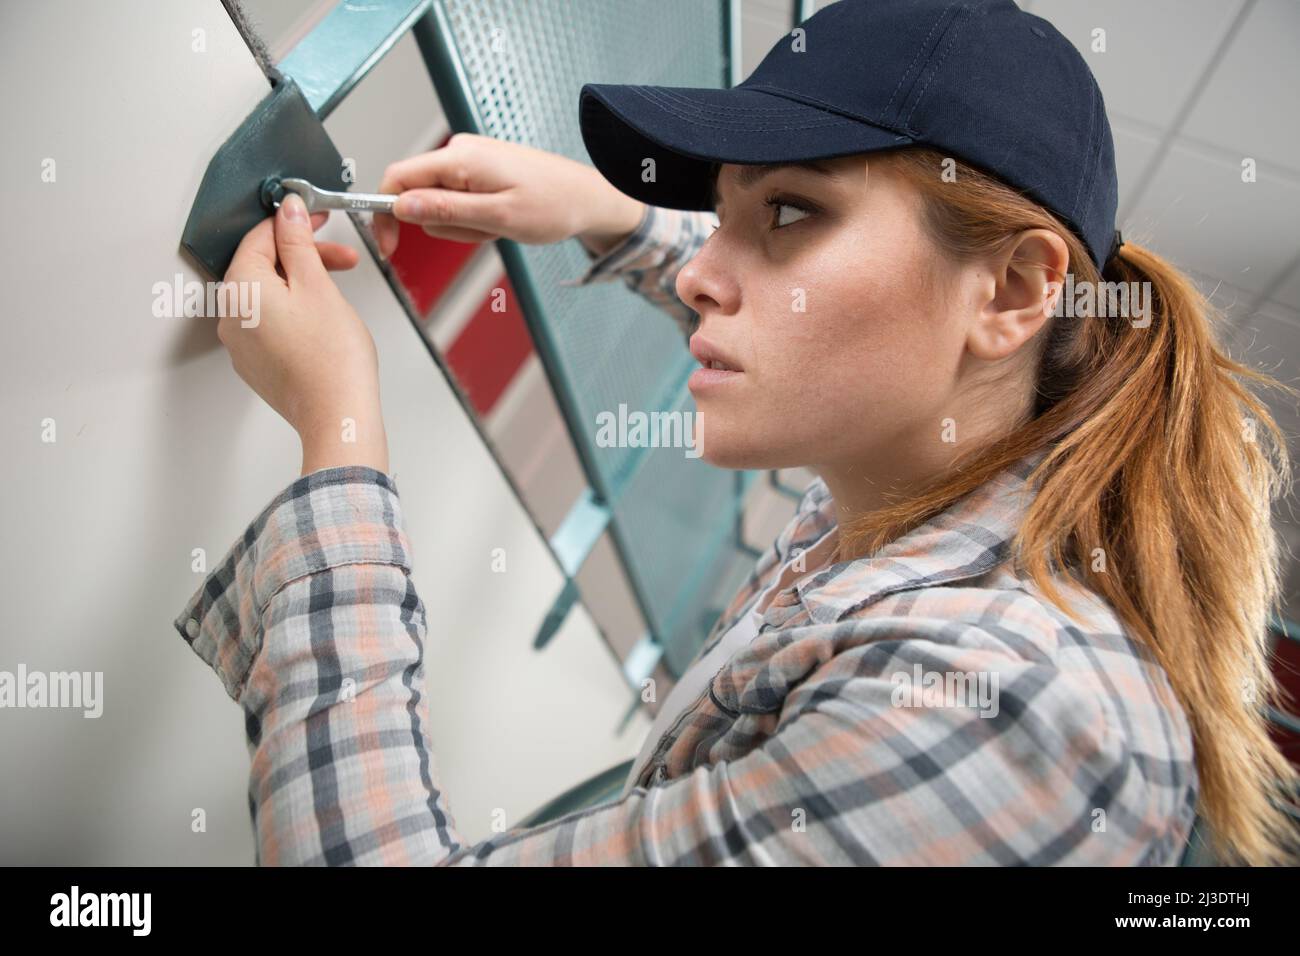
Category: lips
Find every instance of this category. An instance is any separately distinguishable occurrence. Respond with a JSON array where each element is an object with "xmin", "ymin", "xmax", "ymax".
[{"xmin": 688, "ymin": 336, "xmax": 744, "ymax": 373}]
